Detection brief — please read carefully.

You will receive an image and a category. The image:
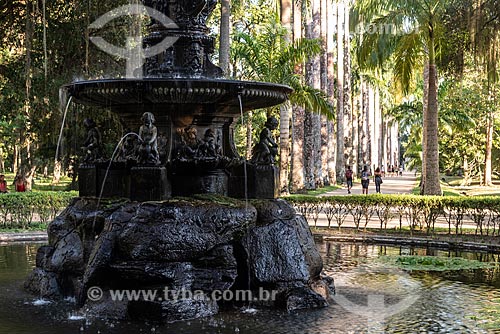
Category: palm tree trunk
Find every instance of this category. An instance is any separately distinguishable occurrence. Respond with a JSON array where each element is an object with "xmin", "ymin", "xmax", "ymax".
[
  {"xmin": 352, "ymin": 88, "xmax": 359, "ymax": 176},
  {"xmin": 320, "ymin": 0, "xmax": 329, "ymax": 185},
  {"xmin": 42, "ymin": 0, "xmax": 48, "ymax": 80},
  {"xmin": 484, "ymin": 98, "xmax": 494, "ymax": 186},
  {"xmin": 219, "ymin": 0, "xmax": 231, "ymax": 75},
  {"xmin": 335, "ymin": 0, "xmax": 345, "ymax": 183},
  {"xmin": 421, "ymin": 64, "xmax": 429, "ymax": 193},
  {"xmin": 343, "ymin": 0, "xmax": 353, "ymax": 171},
  {"xmin": 327, "ymin": 0, "xmax": 336, "ymax": 182},
  {"xmin": 367, "ymin": 85, "xmax": 375, "ymax": 171},
  {"xmin": 304, "ymin": 0, "xmax": 321, "ymax": 189},
  {"xmin": 22, "ymin": 0, "xmax": 34, "ymax": 183},
  {"xmin": 279, "ymin": 0, "xmax": 292, "ymax": 194},
  {"xmin": 290, "ymin": 0, "xmax": 305, "ymax": 192},
  {"xmin": 422, "ymin": 27, "xmax": 442, "ymax": 196}
]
